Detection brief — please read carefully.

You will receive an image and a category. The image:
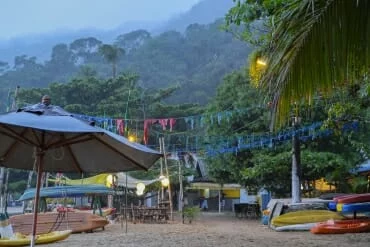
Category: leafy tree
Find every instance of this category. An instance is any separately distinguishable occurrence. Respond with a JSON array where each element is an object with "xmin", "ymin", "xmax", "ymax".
[
  {"xmin": 115, "ymin": 30, "xmax": 151, "ymax": 53},
  {"xmin": 99, "ymin": 44, "xmax": 125, "ymax": 78}
]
